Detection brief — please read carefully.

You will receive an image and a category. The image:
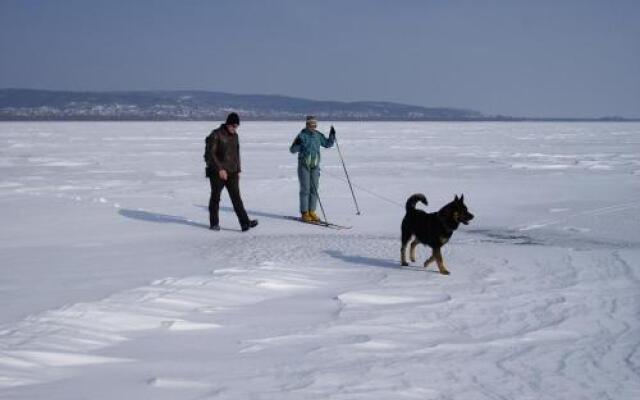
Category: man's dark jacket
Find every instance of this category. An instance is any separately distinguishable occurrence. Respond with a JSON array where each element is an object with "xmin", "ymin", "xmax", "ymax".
[{"xmin": 205, "ymin": 124, "xmax": 241, "ymax": 177}]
